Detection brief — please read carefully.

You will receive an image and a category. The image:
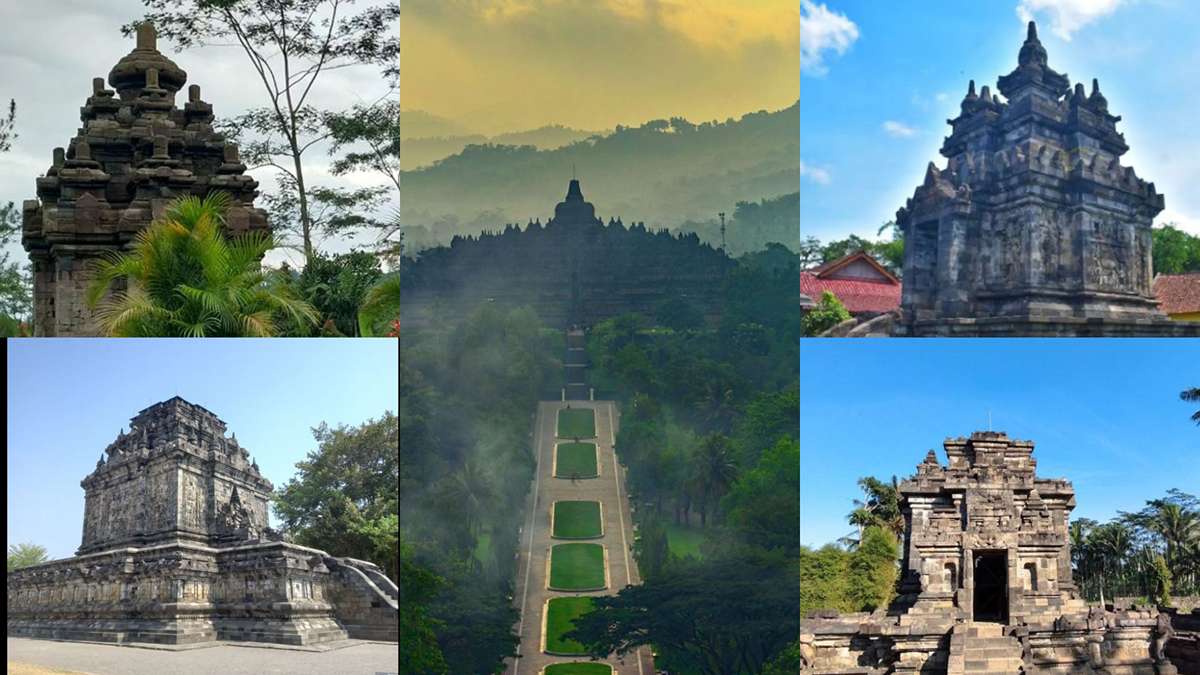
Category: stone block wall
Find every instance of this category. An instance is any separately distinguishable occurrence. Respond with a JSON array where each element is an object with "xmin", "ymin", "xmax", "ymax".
[{"xmin": 322, "ymin": 556, "xmax": 398, "ymax": 641}]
